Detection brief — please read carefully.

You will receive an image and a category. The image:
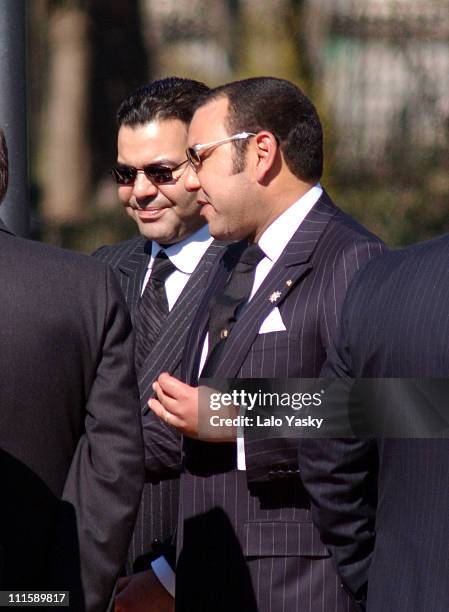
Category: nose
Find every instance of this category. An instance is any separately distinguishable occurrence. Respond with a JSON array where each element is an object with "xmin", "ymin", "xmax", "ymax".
[
  {"xmin": 184, "ymin": 165, "xmax": 201, "ymax": 192},
  {"xmin": 132, "ymin": 170, "xmax": 158, "ymax": 199}
]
